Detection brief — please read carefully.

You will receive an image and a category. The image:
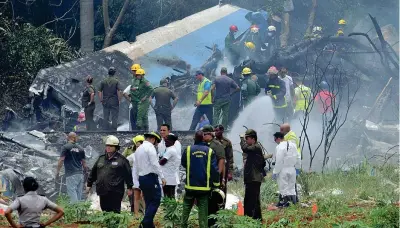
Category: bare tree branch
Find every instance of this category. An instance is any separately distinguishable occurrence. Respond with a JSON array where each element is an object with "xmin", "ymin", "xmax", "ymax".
[{"xmin": 103, "ymin": 0, "xmax": 130, "ymax": 48}]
